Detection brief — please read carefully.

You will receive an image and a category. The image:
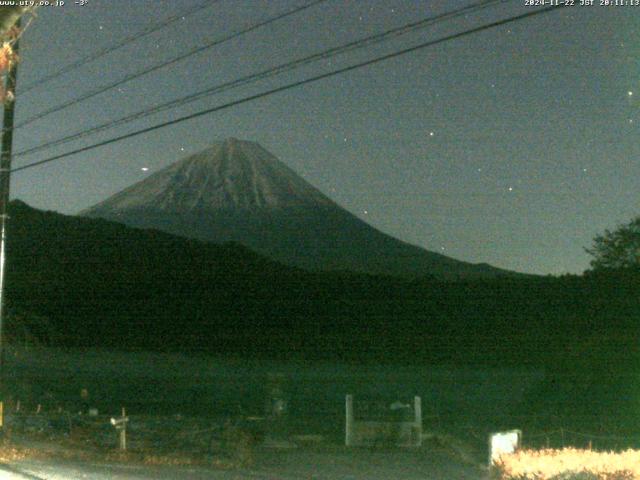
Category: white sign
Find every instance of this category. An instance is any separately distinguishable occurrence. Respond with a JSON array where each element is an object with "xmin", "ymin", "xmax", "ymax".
[{"xmin": 490, "ymin": 430, "xmax": 521, "ymax": 465}]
